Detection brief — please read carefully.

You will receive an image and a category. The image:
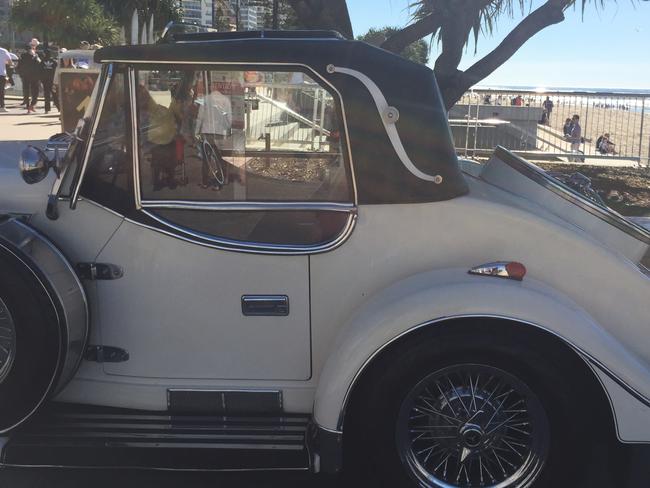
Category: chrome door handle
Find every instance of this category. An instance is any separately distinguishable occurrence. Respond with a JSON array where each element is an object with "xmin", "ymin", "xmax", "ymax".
[{"xmin": 241, "ymin": 295, "xmax": 289, "ymax": 316}]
